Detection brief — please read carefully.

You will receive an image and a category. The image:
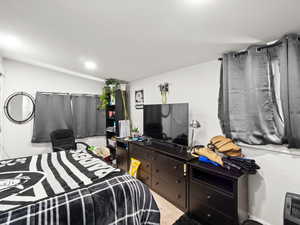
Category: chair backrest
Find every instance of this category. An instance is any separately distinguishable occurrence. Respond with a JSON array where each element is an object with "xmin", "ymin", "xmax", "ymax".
[{"xmin": 50, "ymin": 129, "xmax": 76, "ymax": 151}]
